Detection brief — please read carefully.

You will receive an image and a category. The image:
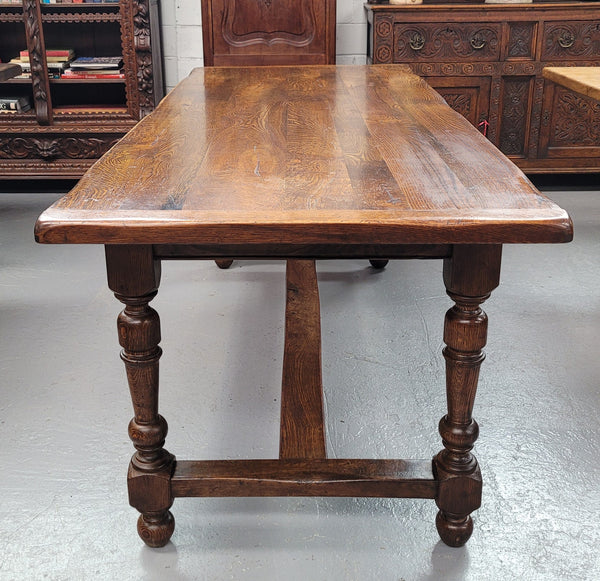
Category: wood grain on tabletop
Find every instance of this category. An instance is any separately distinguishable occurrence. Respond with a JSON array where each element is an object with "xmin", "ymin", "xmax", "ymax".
[{"xmin": 35, "ymin": 65, "xmax": 572, "ymax": 245}]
